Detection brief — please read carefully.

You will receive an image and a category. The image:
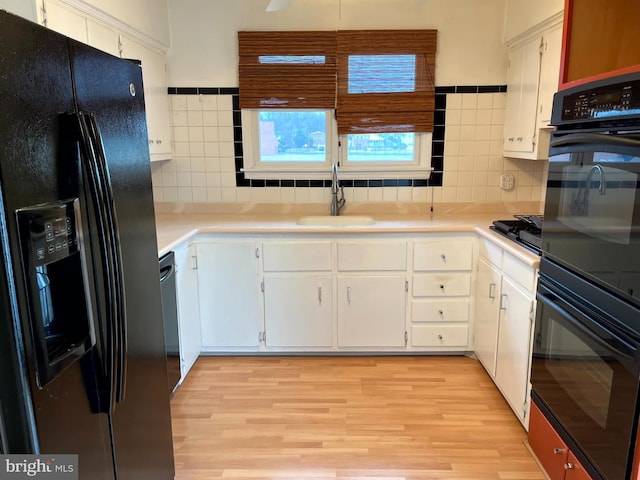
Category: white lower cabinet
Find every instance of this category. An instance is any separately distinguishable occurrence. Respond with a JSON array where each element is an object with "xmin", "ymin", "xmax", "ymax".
[
  {"xmin": 198, "ymin": 240, "xmax": 261, "ymax": 351},
  {"xmin": 474, "ymin": 257, "xmax": 502, "ymax": 376},
  {"xmin": 495, "ymin": 275, "xmax": 535, "ymax": 424},
  {"xmin": 174, "ymin": 243, "xmax": 201, "ymax": 380},
  {"xmin": 474, "ymin": 239, "xmax": 537, "ymax": 428},
  {"xmin": 410, "ymin": 237, "xmax": 475, "ymax": 350},
  {"xmin": 263, "ymin": 275, "xmax": 332, "ymax": 348},
  {"xmin": 337, "ymin": 275, "xmax": 407, "ymax": 348}
]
